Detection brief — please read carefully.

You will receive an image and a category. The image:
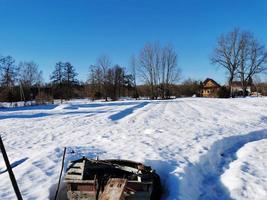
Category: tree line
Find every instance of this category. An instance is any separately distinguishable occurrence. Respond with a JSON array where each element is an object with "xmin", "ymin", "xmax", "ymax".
[
  {"xmin": 0, "ymin": 57, "xmax": 43, "ymax": 103},
  {"xmin": 0, "ymin": 29, "xmax": 267, "ymax": 104},
  {"xmin": 0, "ymin": 42, "xmax": 181, "ymax": 103},
  {"xmin": 87, "ymin": 55, "xmax": 136, "ymax": 101}
]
